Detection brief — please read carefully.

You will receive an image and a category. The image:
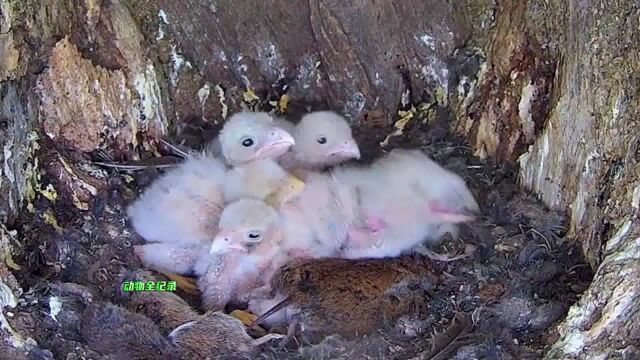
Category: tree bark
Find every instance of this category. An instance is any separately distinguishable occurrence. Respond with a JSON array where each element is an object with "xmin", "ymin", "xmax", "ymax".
[
  {"xmin": 1, "ymin": 0, "xmax": 639, "ymax": 358},
  {"xmin": 452, "ymin": 1, "xmax": 640, "ymax": 358}
]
